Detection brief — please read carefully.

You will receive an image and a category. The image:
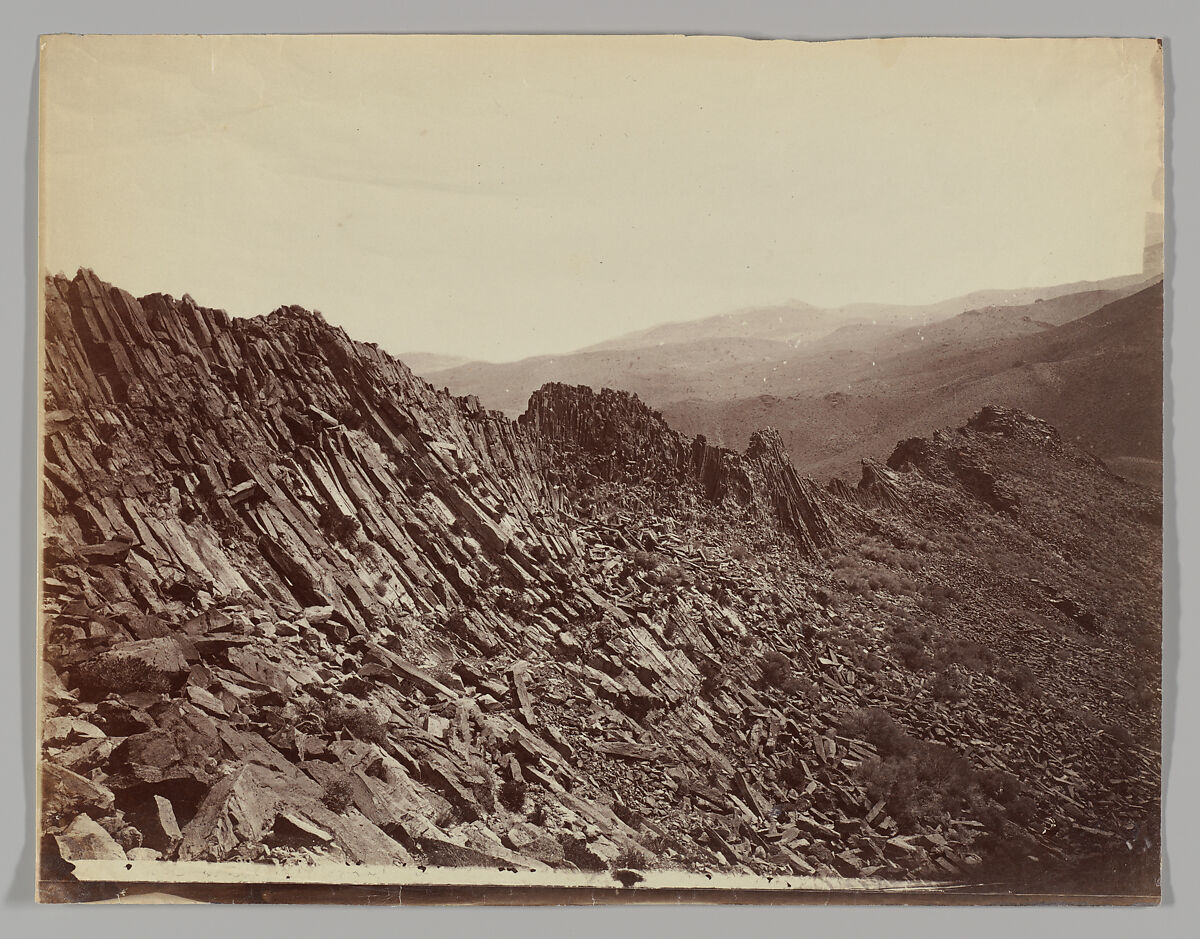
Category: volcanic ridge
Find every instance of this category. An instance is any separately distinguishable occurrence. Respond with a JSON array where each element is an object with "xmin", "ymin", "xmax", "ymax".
[{"xmin": 39, "ymin": 270, "xmax": 1162, "ymax": 897}]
